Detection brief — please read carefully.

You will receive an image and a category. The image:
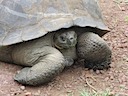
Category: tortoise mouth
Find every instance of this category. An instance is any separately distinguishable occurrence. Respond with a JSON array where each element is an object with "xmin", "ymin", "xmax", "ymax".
[{"xmin": 54, "ymin": 41, "xmax": 77, "ymax": 49}]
